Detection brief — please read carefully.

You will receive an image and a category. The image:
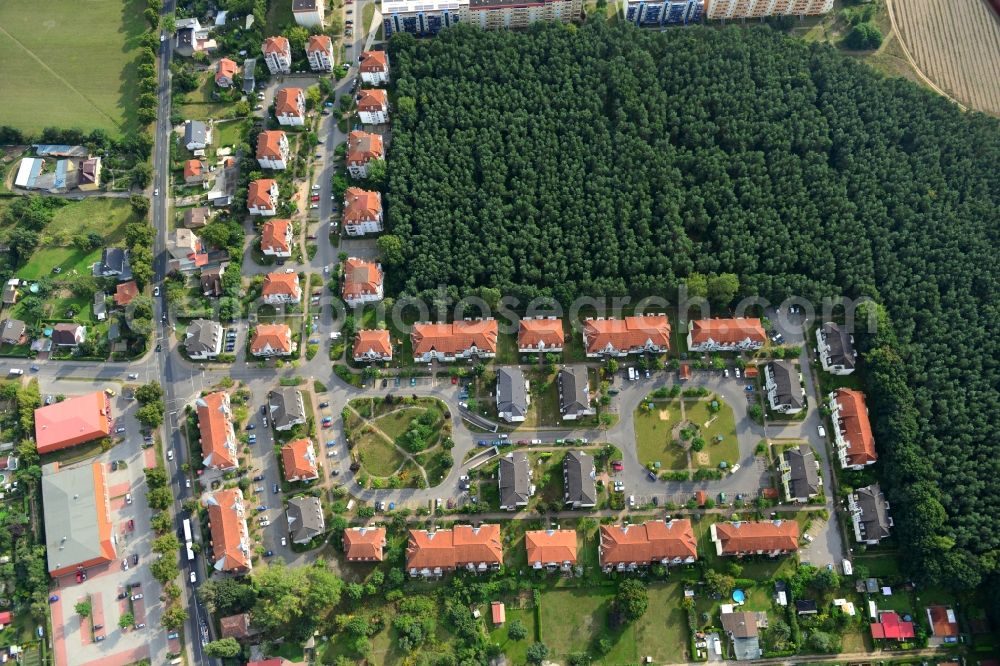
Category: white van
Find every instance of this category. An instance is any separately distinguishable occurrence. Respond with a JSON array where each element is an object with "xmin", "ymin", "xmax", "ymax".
[
  {"xmin": 627, "ymin": 367, "xmax": 637, "ymax": 381},
  {"xmin": 8, "ymin": 369, "xmax": 24, "ymax": 376},
  {"xmin": 346, "ymin": 499, "xmax": 355, "ymax": 511}
]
